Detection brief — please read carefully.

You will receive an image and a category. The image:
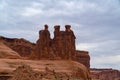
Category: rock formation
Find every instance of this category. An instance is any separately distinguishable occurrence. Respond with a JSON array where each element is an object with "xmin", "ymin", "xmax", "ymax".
[
  {"xmin": 0, "ymin": 36, "xmax": 35, "ymax": 57},
  {"xmin": 8, "ymin": 64, "xmax": 39, "ymax": 80},
  {"xmin": 35, "ymin": 25, "xmax": 76, "ymax": 60},
  {"xmin": 0, "ymin": 59, "xmax": 91, "ymax": 80},
  {"xmin": 0, "ymin": 42, "xmax": 21, "ymax": 59},
  {"xmin": 35, "ymin": 24, "xmax": 52, "ymax": 59},
  {"xmin": 90, "ymin": 68, "xmax": 120, "ymax": 80},
  {"xmin": 0, "ymin": 25, "xmax": 90, "ymax": 70},
  {"xmin": 53, "ymin": 25, "xmax": 76, "ymax": 60},
  {"xmin": 34, "ymin": 24, "xmax": 90, "ymax": 69},
  {"xmin": 0, "ymin": 24, "xmax": 91, "ymax": 70},
  {"xmin": 76, "ymin": 50, "xmax": 90, "ymax": 69},
  {"xmin": 1, "ymin": 24, "xmax": 120, "ymax": 80}
]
